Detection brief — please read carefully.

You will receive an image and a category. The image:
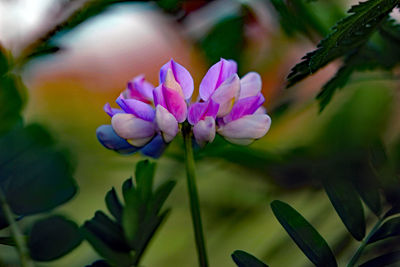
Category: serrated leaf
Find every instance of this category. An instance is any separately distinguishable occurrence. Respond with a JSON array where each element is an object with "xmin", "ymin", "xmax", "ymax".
[
  {"xmin": 28, "ymin": 215, "xmax": 82, "ymax": 261},
  {"xmin": 359, "ymin": 250, "xmax": 400, "ymax": 267},
  {"xmin": 368, "ymin": 217, "xmax": 400, "ymax": 243},
  {"xmin": 105, "ymin": 187, "xmax": 123, "ymax": 223},
  {"xmin": 271, "ymin": 200, "xmax": 337, "ymax": 267},
  {"xmin": 231, "ymin": 250, "xmax": 268, "ymax": 267},
  {"xmin": 322, "ymin": 176, "xmax": 365, "ymax": 241},
  {"xmin": 287, "ymin": 0, "xmax": 398, "ymax": 87}
]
